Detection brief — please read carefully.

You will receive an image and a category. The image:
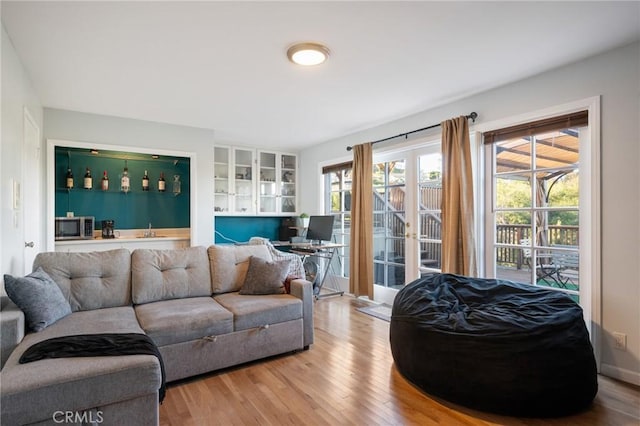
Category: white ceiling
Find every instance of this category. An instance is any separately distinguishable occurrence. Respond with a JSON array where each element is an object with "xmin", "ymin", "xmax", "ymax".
[{"xmin": 2, "ymin": 1, "xmax": 639, "ymax": 151}]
